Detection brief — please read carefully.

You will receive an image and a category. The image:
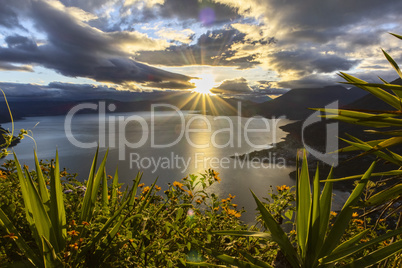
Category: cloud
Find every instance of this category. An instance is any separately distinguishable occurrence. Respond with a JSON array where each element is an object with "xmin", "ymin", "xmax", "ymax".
[
  {"xmin": 0, "ymin": 62, "xmax": 33, "ymax": 72},
  {"xmin": 0, "ymin": 81, "xmax": 152, "ymax": 101},
  {"xmin": 210, "ymin": 77, "xmax": 252, "ymax": 94},
  {"xmin": 0, "ymin": 0, "xmax": 192, "ymax": 88},
  {"xmin": 0, "ymin": 3, "xmax": 24, "ymax": 29},
  {"xmin": 136, "ymin": 28, "xmax": 266, "ymax": 69},
  {"xmin": 156, "ymin": 28, "xmax": 195, "ymax": 44}
]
